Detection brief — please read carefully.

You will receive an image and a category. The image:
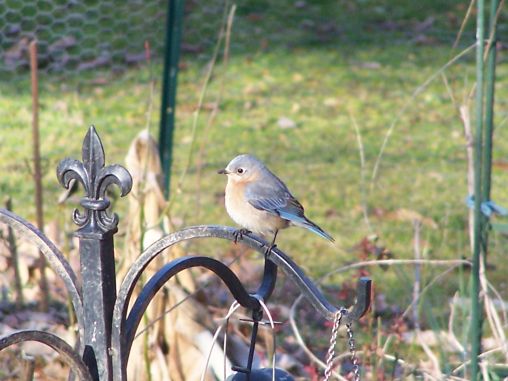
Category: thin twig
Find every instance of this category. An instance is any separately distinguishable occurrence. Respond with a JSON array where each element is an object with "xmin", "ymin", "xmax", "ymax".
[
  {"xmin": 370, "ymin": 44, "xmax": 476, "ymax": 185},
  {"xmin": 417, "ymin": 331, "xmax": 442, "ymax": 379},
  {"xmin": 400, "ymin": 265, "xmax": 462, "ymax": 321},
  {"xmin": 451, "ymin": 346, "xmax": 506, "ymax": 374},
  {"xmin": 452, "ymin": 0, "xmax": 476, "ymax": 50},
  {"xmin": 195, "ymin": 3, "xmax": 236, "ymax": 216},
  {"xmin": 480, "ymin": 259, "xmax": 508, "ymax": 359},
  {"xmin": 258, "ymin": 299, "xmax": 276, "ymax": 381},
  {"xmin": 412, "ymin": 220, "xmax": 422, "ymax": 330},
  {"xmin": 200, "ymin": 301, "xmax": 240, "ymax": 381},
  {"xmin": 322, "ymin": 258, "xmax": 471, "ymax": 279},
  {"xmin": 448, "ymin": 293, "xmax": 466, "ymax": 353},
  {"xmin": 144, "ymin": 40, "xmax": 156, "ymax": 135},
  {"xmin": 441, "ymin": 73, "xmax": 458, "ymax": 112},
  {"xmin": 349, "ymin": 111, "xmax": 373, "ymax": 233},
  {"xmin": 486, "ymin": 280, "xmax": 508, "ymax": 326}
]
